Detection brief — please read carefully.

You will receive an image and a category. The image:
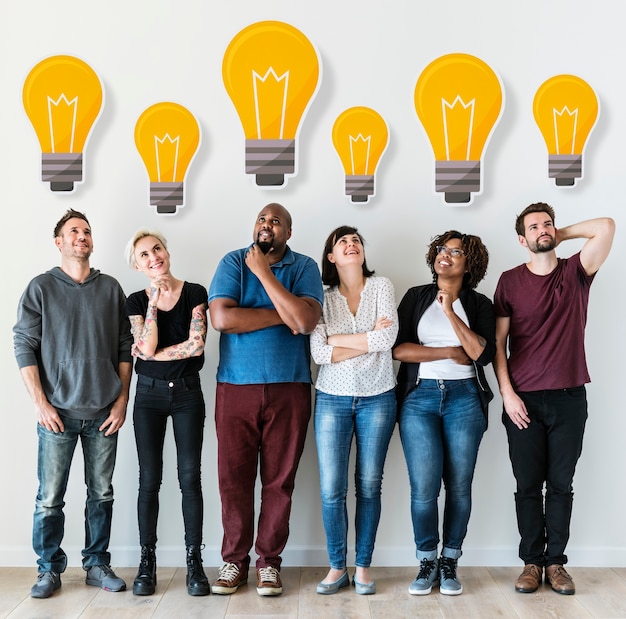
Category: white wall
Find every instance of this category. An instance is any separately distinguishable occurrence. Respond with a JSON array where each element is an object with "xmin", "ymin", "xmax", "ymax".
[{"xmin": 1, "ymin": 0, "xmax": 623, "ymax": 569}]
